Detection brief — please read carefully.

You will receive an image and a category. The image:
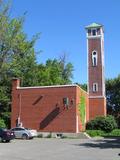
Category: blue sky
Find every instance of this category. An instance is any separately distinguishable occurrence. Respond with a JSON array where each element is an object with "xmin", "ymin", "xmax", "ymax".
[{"xmin": 11, "ymin": 0, "xmax": 120, "ymax": 84}]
